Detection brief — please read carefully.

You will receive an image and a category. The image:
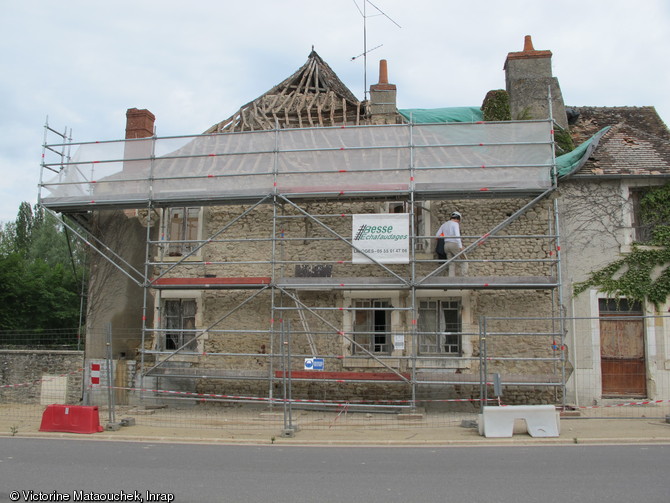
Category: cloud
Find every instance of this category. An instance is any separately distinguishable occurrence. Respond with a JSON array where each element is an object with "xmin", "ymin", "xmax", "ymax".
[{"xmin": 1, "ymin": 0, "xmax": 669, "ymax": 222}]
